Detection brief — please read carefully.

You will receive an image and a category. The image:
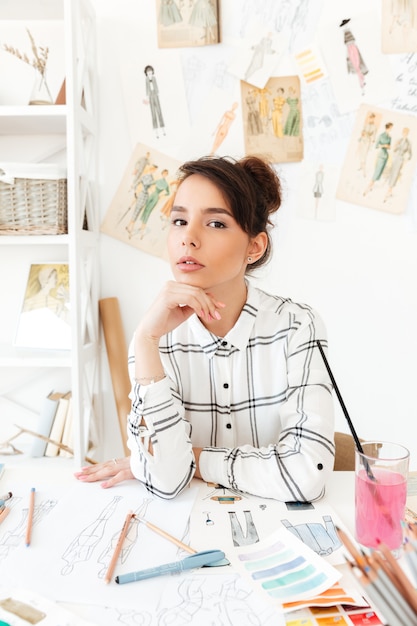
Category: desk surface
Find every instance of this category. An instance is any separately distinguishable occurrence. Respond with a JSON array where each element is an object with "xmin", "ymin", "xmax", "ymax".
[{"xmin": 0, "ymin": 462, "xmax": 381, "ymax": 626}]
